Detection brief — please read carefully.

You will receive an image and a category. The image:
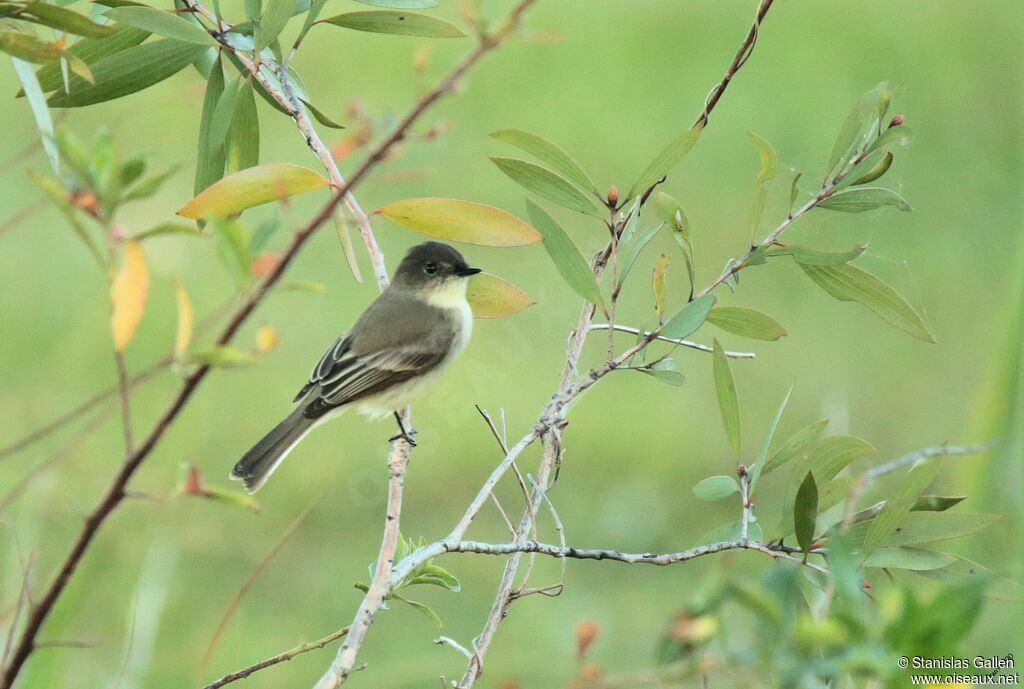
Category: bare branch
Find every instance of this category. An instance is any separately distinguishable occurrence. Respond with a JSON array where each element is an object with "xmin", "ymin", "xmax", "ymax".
[
  {"xmin": 862, "ymin": 441, "xmax": 996, "ymax": 482},
  {"xmin": 200, "ymin": 626, "xmax": 350, "ymax": 689},
  {"xmin": 445, "ymin": 539, "xmax": 827, "ymax": 574},
  {"xmin": 588, "ymin": 324, "xmax": 756, "ymax": 358}
]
